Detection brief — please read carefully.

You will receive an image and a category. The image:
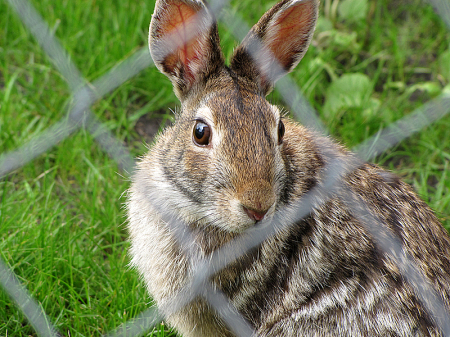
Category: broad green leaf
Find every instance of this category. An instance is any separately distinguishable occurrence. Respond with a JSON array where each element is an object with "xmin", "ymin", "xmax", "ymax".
[
  {"xmin": 315, "ymin": 17, "xmax": 334, "ymax": 34},
  {"xmin": 439, "ymin": 50, "xmax": 450, "ymax": 81},
  {"xmin": 338, "ymin": 0, "xmax": 368, "ymax": 22},
  {"xmin": 324, "ymin": 73, "xmax": 373, "ymax": 118}
]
